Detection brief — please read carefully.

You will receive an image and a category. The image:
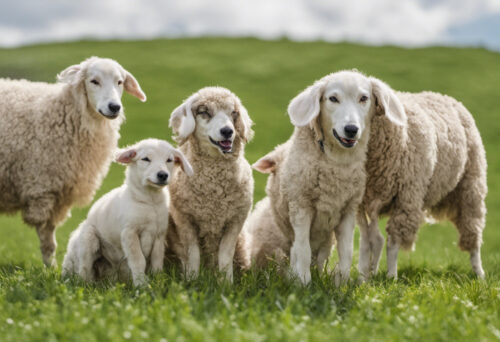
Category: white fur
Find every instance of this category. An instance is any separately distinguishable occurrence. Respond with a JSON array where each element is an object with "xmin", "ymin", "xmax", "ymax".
[
  {"xmin": 62, "ymin": 139, "xmax": 192, "ymax": 286},
  {"xmin": 0, "ymin": 56, "xmax": 146, "ymax": 267},
  {"xmin": 239, "ymin": 71, "xmax": 399, "ymax": 286},
  {"xmin": 58, "ymin": 56, "xmax": 146, "ymax": 118}
]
